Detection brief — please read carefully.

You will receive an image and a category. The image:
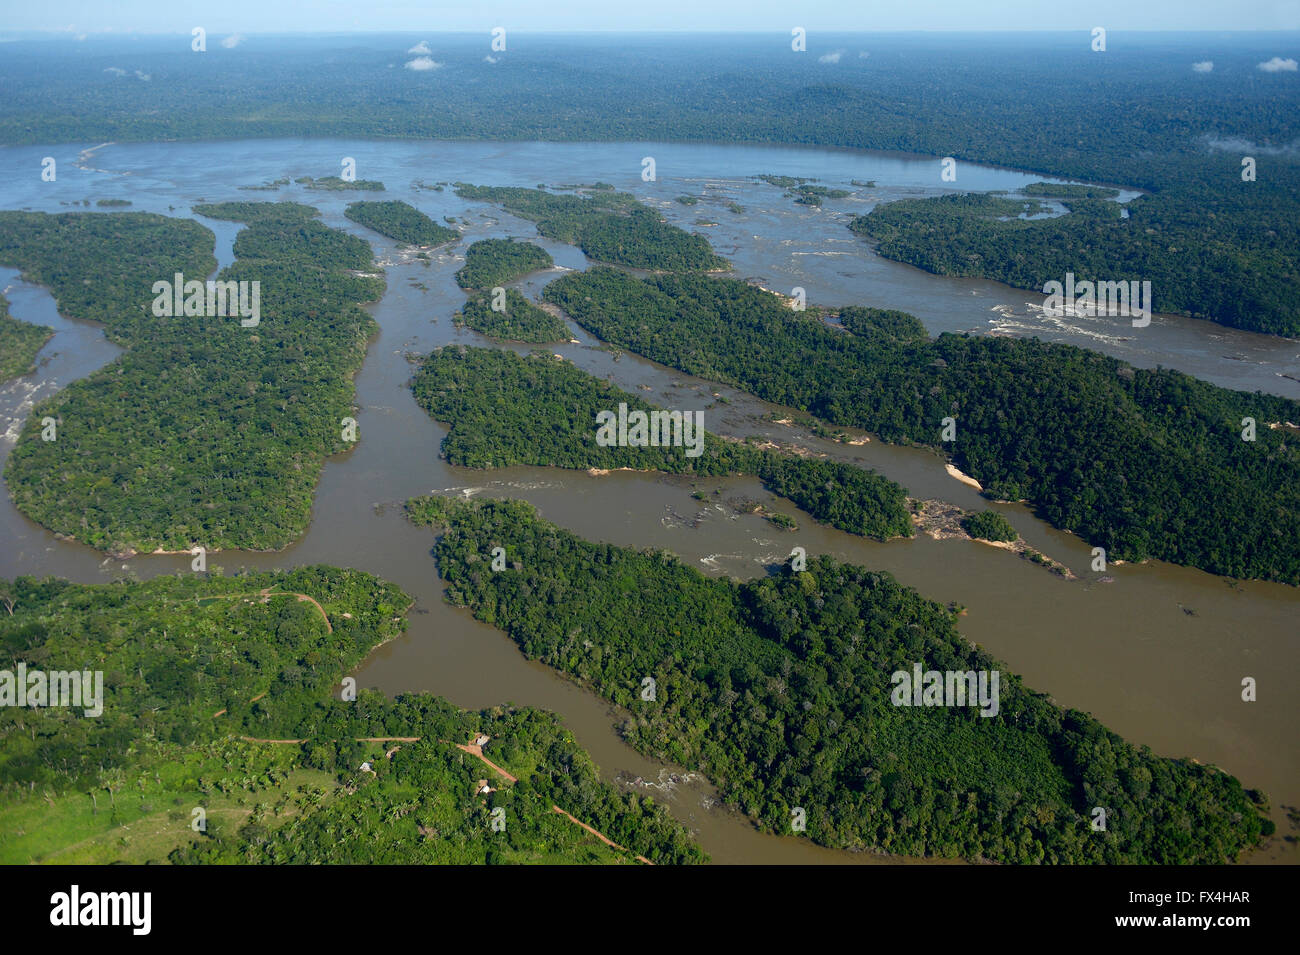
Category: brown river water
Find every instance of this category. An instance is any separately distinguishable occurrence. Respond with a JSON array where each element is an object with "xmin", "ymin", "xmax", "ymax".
[{"xmin": 0, "ymin": 139, "xmax": 1295, "ymax": 864}]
